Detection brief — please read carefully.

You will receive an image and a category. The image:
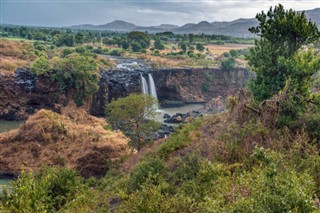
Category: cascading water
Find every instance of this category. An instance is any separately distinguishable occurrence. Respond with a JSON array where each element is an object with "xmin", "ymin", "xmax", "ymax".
[
  {"xmin": 140, "ymin": 73, "xmax": 149, "ymax": 95},
  {"xmin": 140, "ymin": 73, "xmax": 159, "ymax": 110},
  {"xmin": 148, "ymin": 73, "xmax": 158, "ymax": 100}
]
